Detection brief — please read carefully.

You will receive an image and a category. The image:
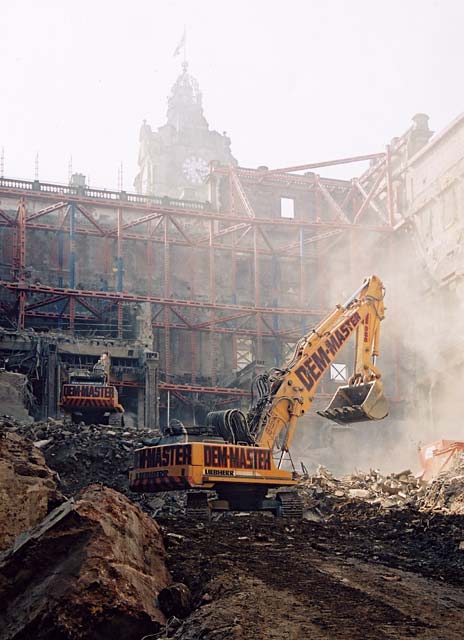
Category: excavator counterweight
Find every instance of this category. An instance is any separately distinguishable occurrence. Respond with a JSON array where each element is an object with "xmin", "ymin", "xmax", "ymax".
[{"xmin": 317, "ymin": 379, "xmax": 388, "ymax": 425}]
